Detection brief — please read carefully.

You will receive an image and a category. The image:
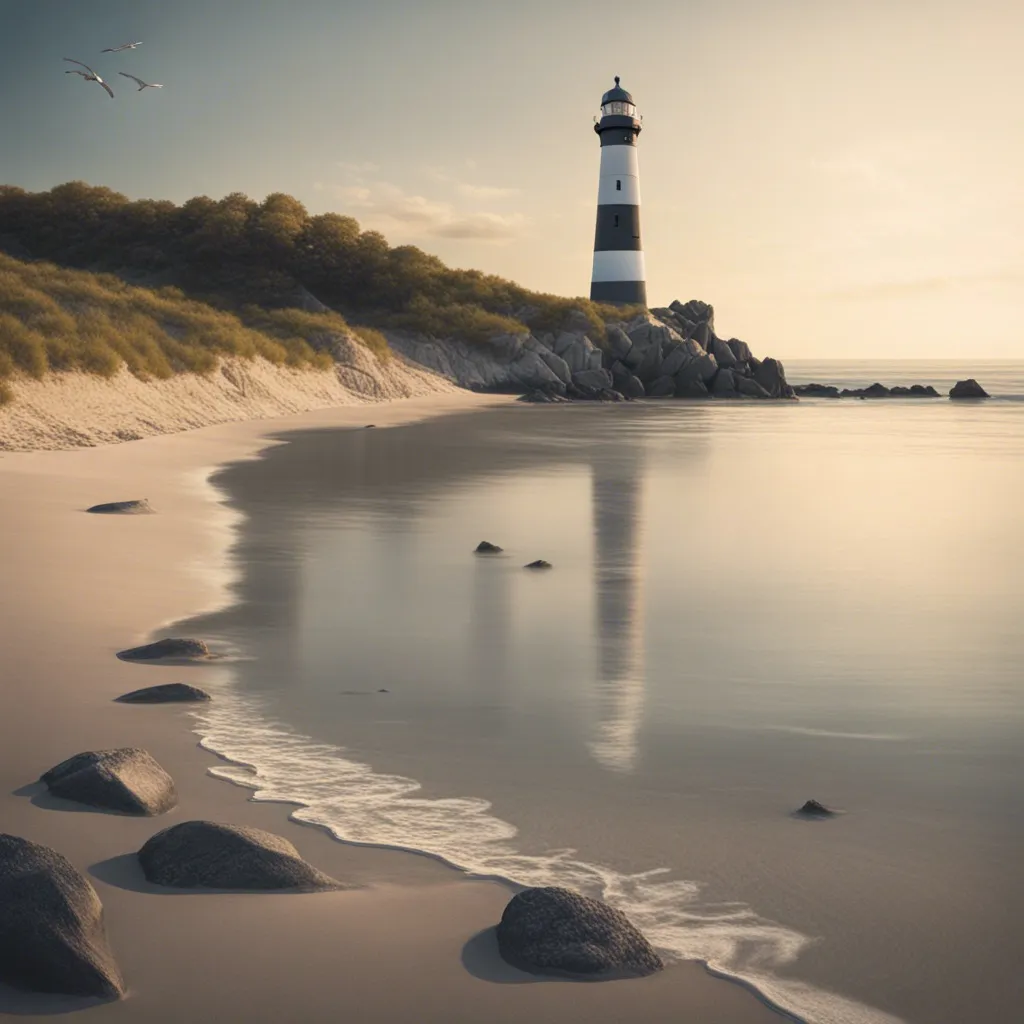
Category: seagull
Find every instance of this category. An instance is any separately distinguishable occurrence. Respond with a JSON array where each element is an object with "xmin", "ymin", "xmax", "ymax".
[
  {"xmin": 102, "ymin": 41, "xmax": 142, "ymax": 53},
  {"xmin": 118, "ymin": 72, "xmax": 163, "ymax": 91},
  {"xmin": 63, "ymin": 58, "xmax": 114, "ymax": 98}
]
